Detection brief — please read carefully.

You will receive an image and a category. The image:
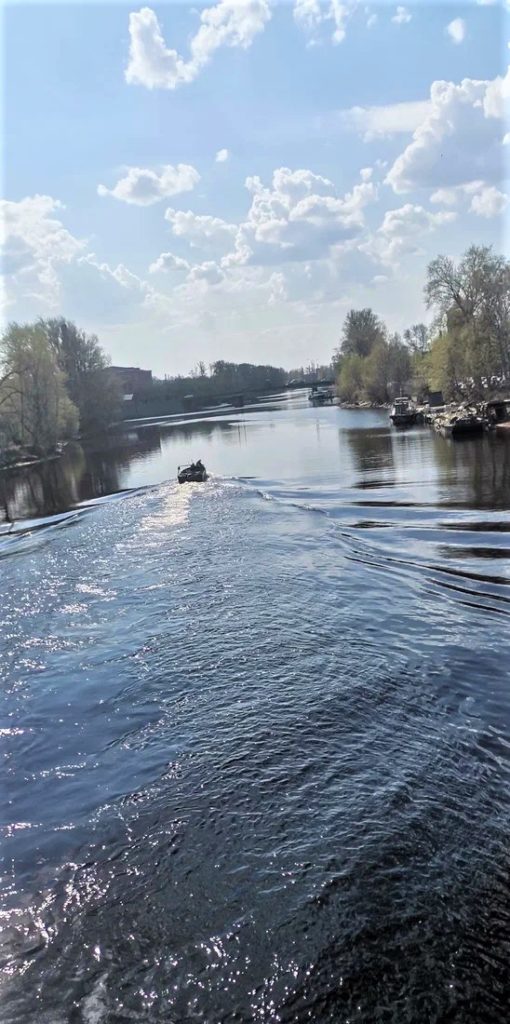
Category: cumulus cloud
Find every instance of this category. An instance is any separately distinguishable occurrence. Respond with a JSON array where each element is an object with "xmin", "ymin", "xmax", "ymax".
[
  {"xmin": 0, "ymin": 198, "xmax": 175, "ymax": 325},
  {"xmin": 168, "ymin": 167, "xmax": 379, "ymax": 292},
  {"xmin": 215, "ymin": 148, "xmax": 230, "ymax": 162},
  {"xmin": 0, "ymin": 194, "xmax": 85, "ymax": 308},
  {"xmin": 224, "ymin": 166, "xmax": 378, "ymax": 267},
  {"xmin": 386, "ymin": 69, "xmax": 509, "ymax": 193},
  {"xmin": 363, "ymin": 203, "xmax": 456, "ymax": 264},
  {"xmin": 98, "ymin": 164, "xmax": 200, "ymax": 205},
  {"xmin": 78, "ymin": 253, "xmax": 148, "ymax": 293},
  {"xmin": 470, "ymin": 185, "xmax": 509, "ymax": 218},
  {"xmin": 149, "ymin": 252, "xmax": 190, "ymax": 273},
  {"xmin": 484, "ymin": 65, "xmax": 510, "ymax": 118},
  {"xmin": 392, "ymin": 7, "xmax": 412, "ymax": 25},
  {"xmin": 187, "ymin": 261, "xmax": 224, "ymax": 284},
  {"xmin": 430, "ymin": 181, "xmax": 481, "ymax": 206},
  {"xmin": 446, "ymin": 18, "xmax": 466, "ymax": 44},
  {"xmin": 125, "ymin": 2, "xmax": 271, "ymax": 90},
  {"xmin": 293, "ymin": 0, "xmax": 349, "ymax": 45},
  {"xmin": 70, "ymin": 254, "xmax": 175, "ymax": 322},
  {"xmin": 427, "ymin": 179, "xmax": 508, "ymax": 219},
  {"xmin": 164, "ymin": 208, "xmax": 237, "ymax": 248},
  {"xmin": 340, "ymin": 100, "xmax": 432, "ymax": 140}
]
